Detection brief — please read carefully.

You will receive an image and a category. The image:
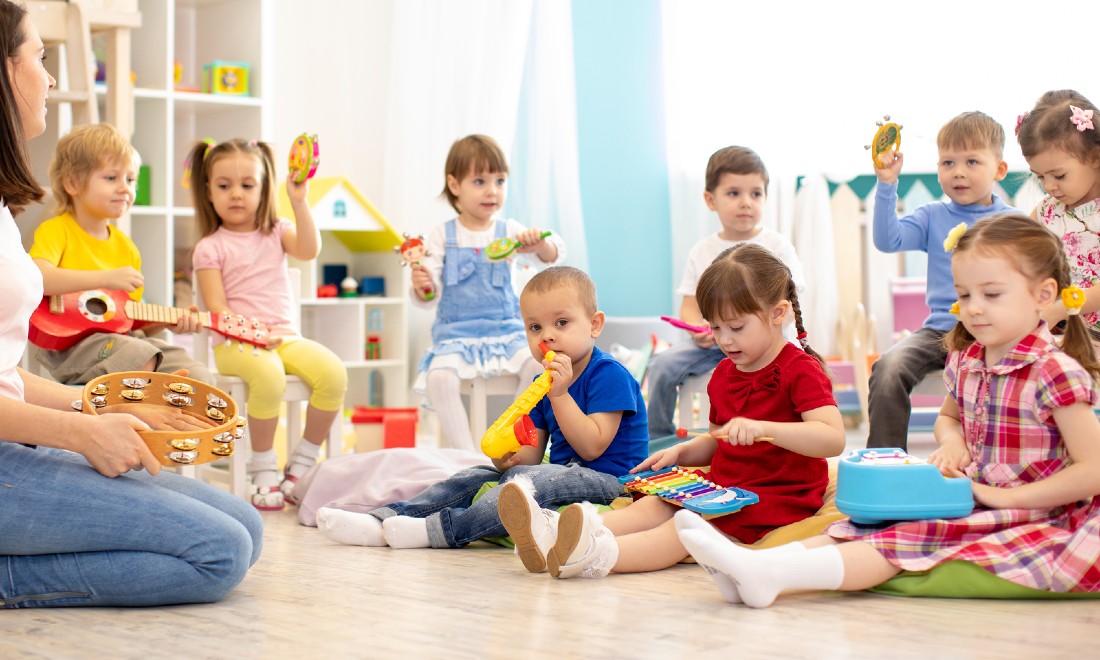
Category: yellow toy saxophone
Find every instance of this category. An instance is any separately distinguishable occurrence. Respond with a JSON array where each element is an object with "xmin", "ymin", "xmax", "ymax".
[{"xmin": 481, "ymin": 344, "xmax": 556, "ymax": 459}]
